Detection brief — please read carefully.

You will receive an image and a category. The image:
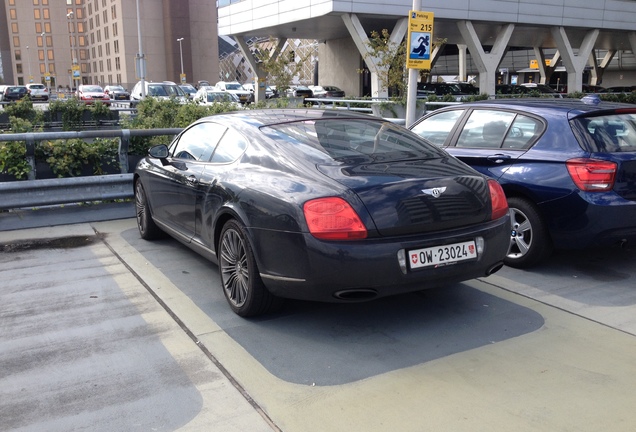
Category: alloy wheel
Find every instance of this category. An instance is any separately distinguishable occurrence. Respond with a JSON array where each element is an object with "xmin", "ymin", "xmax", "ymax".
[{"xmin": 220, "ymin": 227, "xmax": 249, "ymax": 308}]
